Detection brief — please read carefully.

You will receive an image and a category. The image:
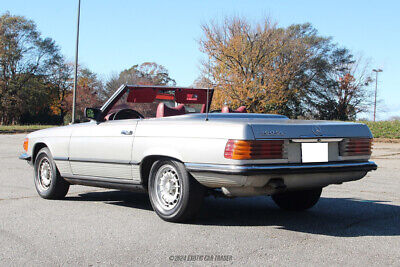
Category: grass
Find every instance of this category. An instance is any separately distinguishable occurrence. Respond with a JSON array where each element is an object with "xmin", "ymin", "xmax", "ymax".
[
  {"xmin": 361, "ymin": 121, "xmax": 400, "ymax": 139},
  {"xmin": 0, "ymin": 125, "xmax": 57, "ymax": 133}
]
